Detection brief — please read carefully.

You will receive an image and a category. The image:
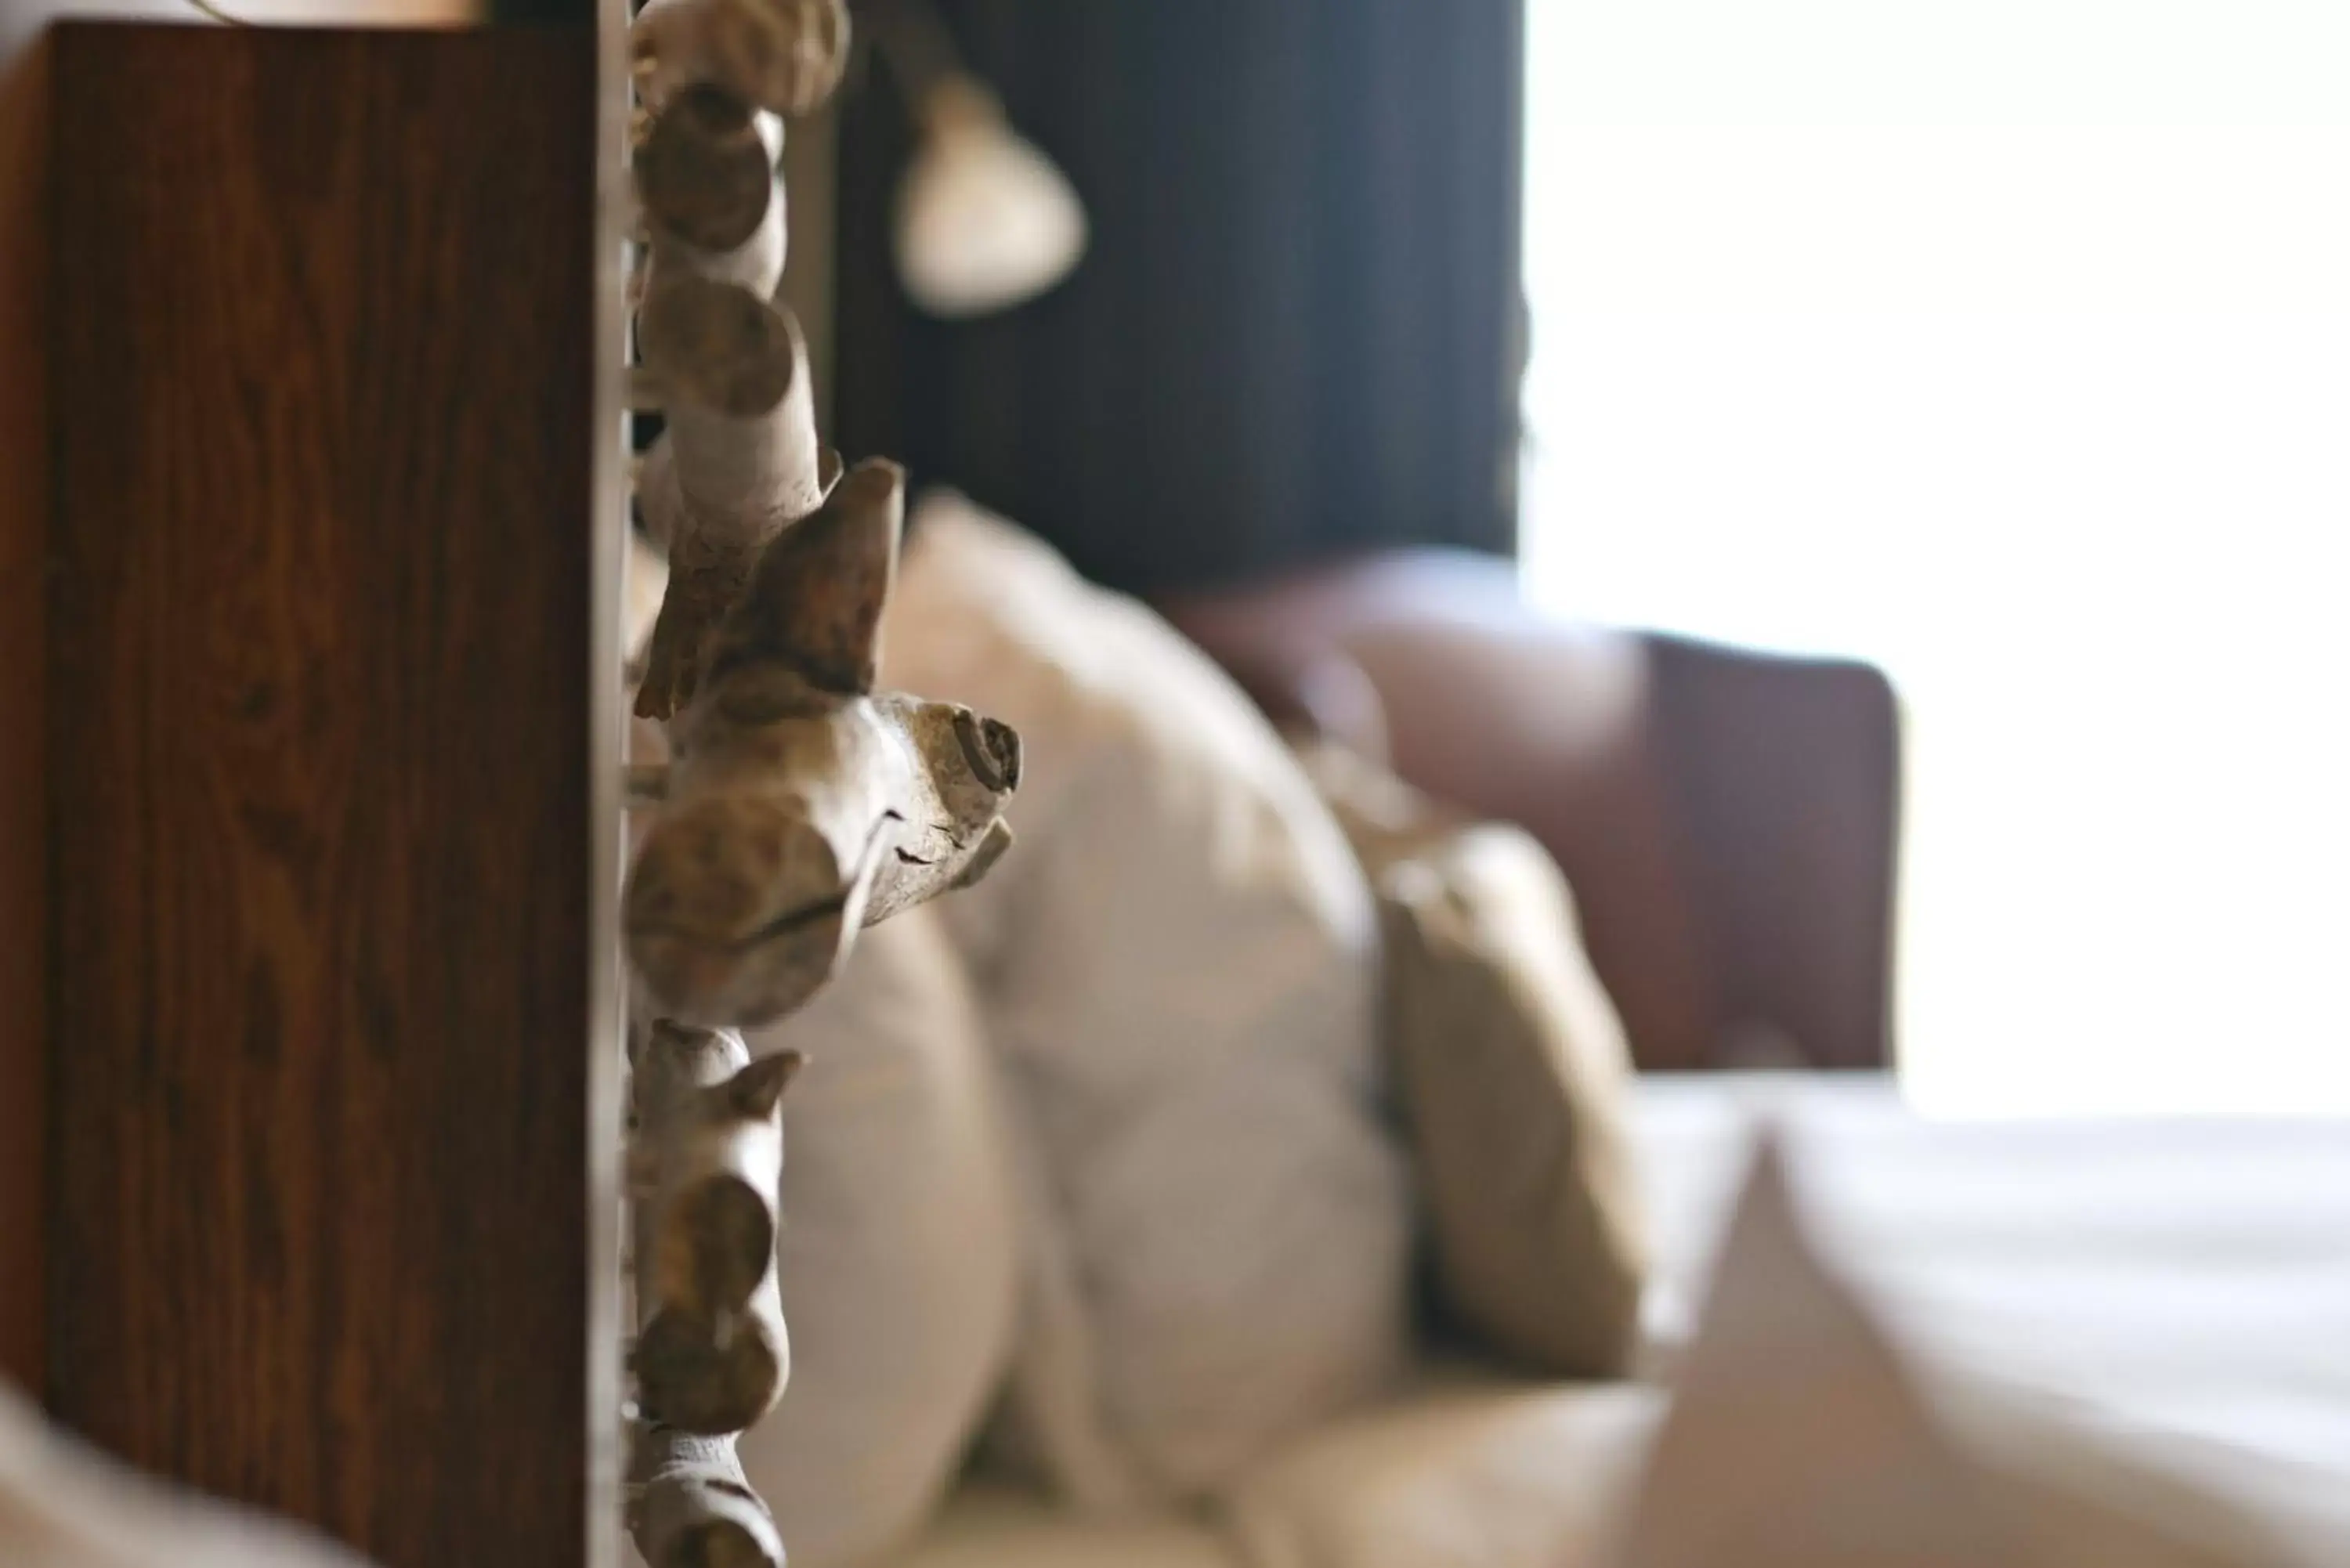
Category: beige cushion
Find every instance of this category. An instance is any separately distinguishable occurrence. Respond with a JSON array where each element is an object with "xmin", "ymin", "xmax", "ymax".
[
  {"xmin": 1219, "ymin": 1367, "xmax": 1661, "ymax": 1568},
  {"xmin": 883, "ymin": 497, "xmax": 1411, "ymax": 1508},
  {"xmin": 737, "ymin": 907, "xmax": 1019, "ymax": 1568},
  {"xmin": 1301, "ymin": 742, "xmax": 1649, "ymax": 1378},
  {"xmin": 874, "ymin": 1483, "xmax": 1233, "ymax": 1568}
]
